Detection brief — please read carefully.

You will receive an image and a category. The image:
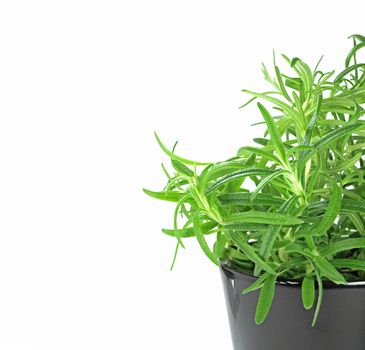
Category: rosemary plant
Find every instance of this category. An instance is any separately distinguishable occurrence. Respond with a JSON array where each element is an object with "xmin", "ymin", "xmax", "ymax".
[{"xmin": 144, "ymin": 35, "xmax": 365, "ymax": 326}]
